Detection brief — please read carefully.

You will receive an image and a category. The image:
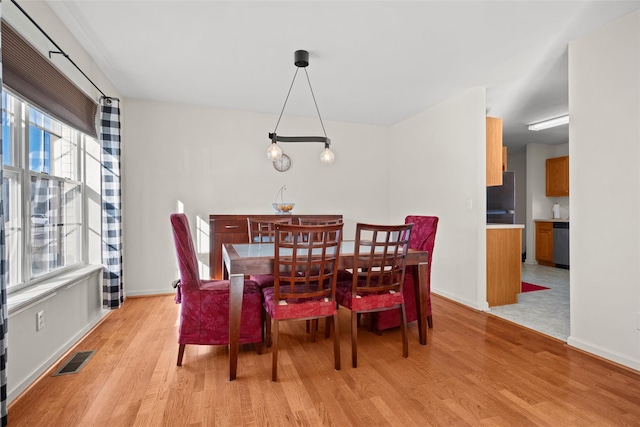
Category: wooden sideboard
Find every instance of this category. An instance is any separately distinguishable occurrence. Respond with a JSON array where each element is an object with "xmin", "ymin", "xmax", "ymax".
[{"xmin": 209, "ymin": 214, "xmax": 343, "ymax": 279}]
